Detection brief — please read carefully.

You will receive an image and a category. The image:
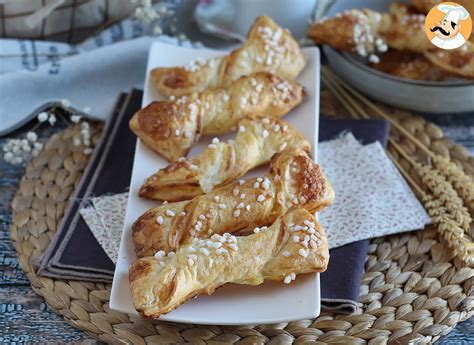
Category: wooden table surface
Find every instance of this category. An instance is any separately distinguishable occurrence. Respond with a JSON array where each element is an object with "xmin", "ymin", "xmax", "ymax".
[{"xmin": 1, "ymin": 113, "xmax": 473, "ymax": 343}]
